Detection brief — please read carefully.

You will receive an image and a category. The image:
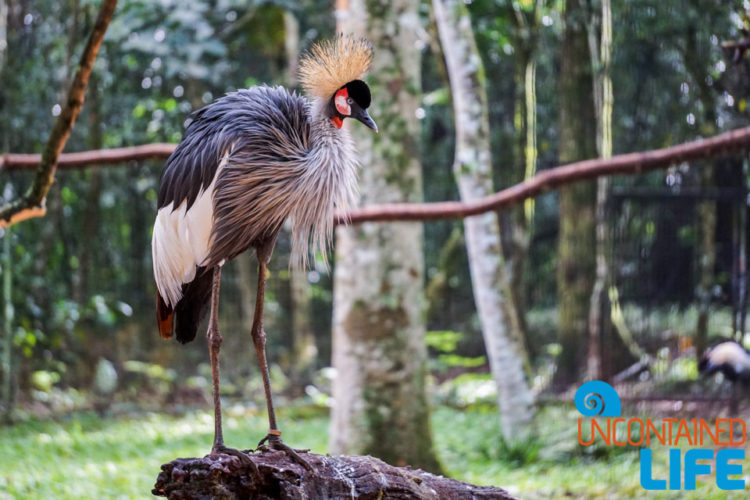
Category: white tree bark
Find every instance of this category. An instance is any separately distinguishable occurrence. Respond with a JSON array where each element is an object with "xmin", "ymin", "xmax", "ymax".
[
  {"xmin": 433, "ymin": 0, "xmax": 535, "ymax": 442},
  {"xmin": 330, "ymin": 0, "xmax": 441, "ymax": 471}
]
